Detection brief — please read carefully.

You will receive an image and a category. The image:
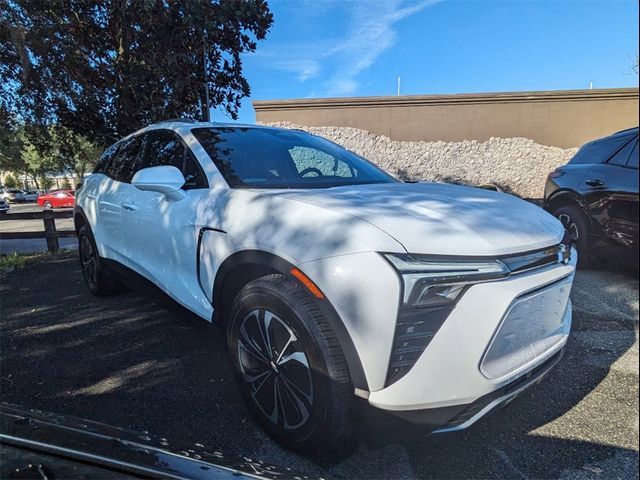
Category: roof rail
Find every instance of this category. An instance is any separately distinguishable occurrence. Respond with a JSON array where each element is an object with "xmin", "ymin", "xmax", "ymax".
[
  {"xmin": 612, "ymin": 126, "xmax": 638, "ymax": 135},
  {"xmin": 160, "ymin": 117, "xmax": 199, "ymax": 124}
]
